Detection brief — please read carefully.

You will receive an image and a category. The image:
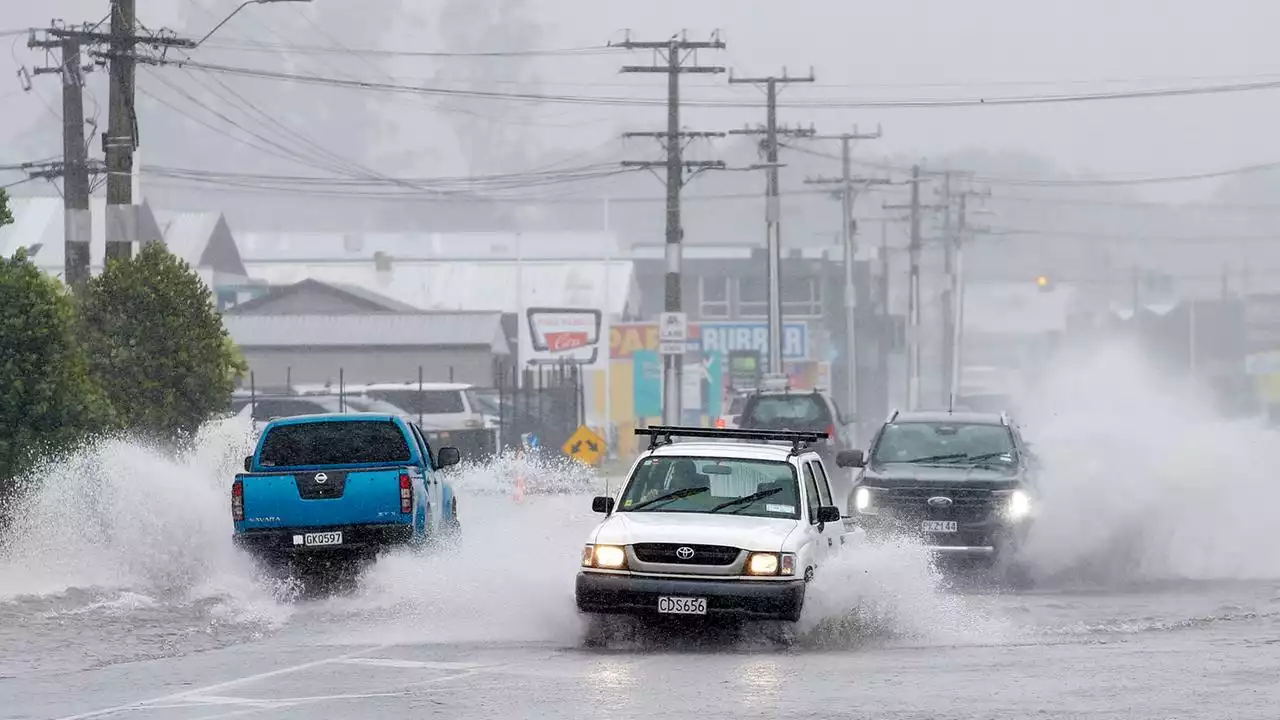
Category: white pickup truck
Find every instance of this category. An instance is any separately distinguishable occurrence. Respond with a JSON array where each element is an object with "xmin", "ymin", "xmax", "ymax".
[{"xmin": 576, "ymin": 426, "xmax": 863, "ymax": 624}]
